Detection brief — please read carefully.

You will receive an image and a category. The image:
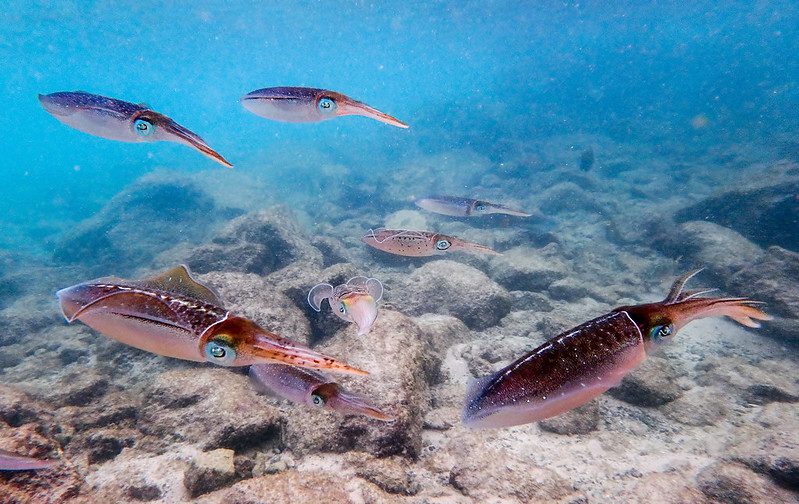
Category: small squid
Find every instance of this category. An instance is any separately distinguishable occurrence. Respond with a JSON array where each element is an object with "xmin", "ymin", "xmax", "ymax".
[
  {"xmin": 308, "ymin": 277, "xmax": 383, "ymax": 336},
  {"xmin": 361, "ymin": 228, "xmax": 499, "ymax": 257},
  {"xmin": 415, "ymin": 196, "xmax": 532, "ymax": 218},
  {"xmin": 462, "ymin": 271, "xmax": 771, "ymax": 429},
  {"xmin": 240, "ymin": 87, "xmax": 408, "ymax": 128},
  {"xmin": 57, "ymin": 265, "xmax": 366, "ymax": 375},
  {"xmin": 38, "ymin": 91, "xmax": 232, "ymax": 167},
  {"xmin": 249, "ymin": 363, "xmax": 392, "ymax": 421},
  {"xmin": 0, "ymin": 450, "xmax": 57, "ymax": 471}
]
